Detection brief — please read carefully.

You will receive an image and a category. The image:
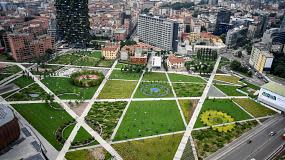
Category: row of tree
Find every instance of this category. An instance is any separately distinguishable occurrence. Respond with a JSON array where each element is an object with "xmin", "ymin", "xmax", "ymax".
[{"xmin": 230, "ymin": 60, "xmax": 252, "ymax": 77}]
